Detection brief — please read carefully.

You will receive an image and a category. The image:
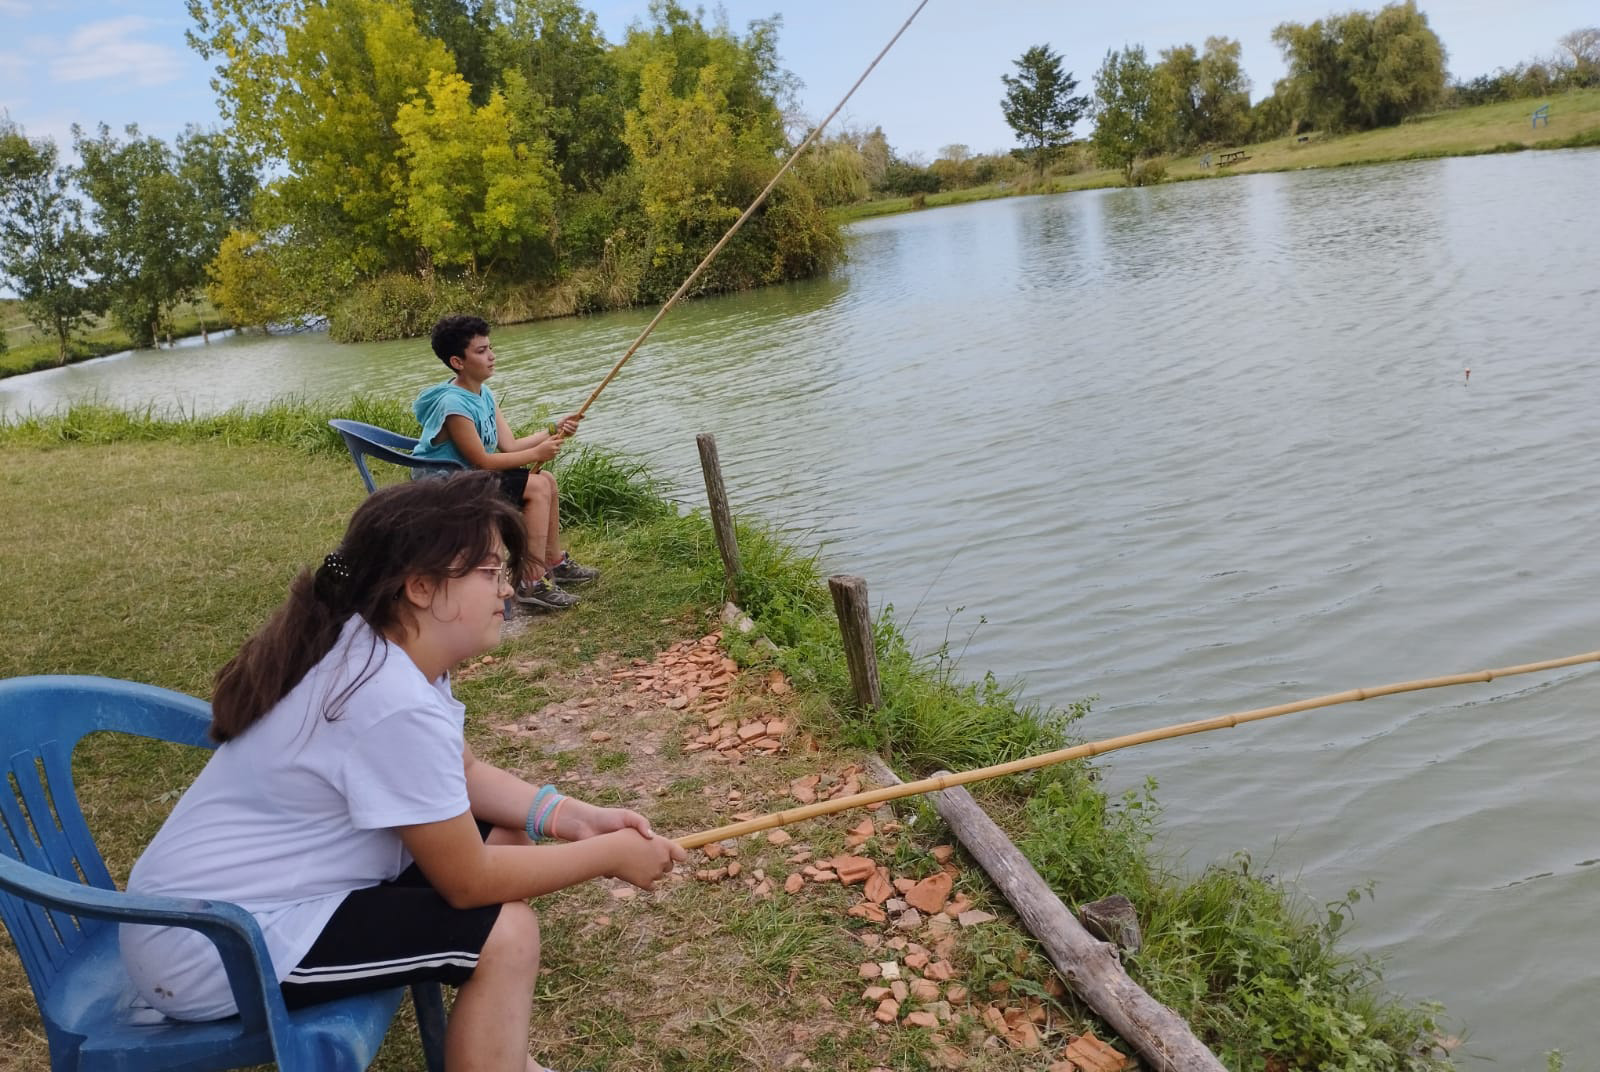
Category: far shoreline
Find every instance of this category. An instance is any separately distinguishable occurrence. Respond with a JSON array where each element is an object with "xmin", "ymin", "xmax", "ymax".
[
  {"xmin": 833, "ymin": 88, "xmax": 1600, "ymax": 223},
  {"xmin": 7, "ymin": 90, "xmax": 1594, "ymax": 377}
]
